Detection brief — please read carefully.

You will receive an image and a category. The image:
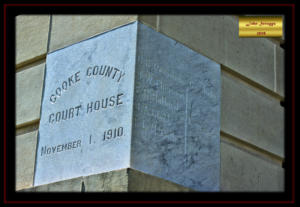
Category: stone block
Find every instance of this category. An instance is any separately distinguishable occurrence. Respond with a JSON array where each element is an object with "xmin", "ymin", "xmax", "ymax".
[
  {"xmin": 16, "ymin": 131, "xmax": 38, "ymax": 191},
  {"xmin": 128, "ymin": 169, "xmax": 192, "ymax": 192},
  {"xmin": 276, "ymin": 46, "xmax": 285, "ymax": 97},
  {"xmin": 221, "ymin": 71, "xmax": 284, "ymax": 157},
  {"xmin": 20, "ymin": 168, "xmax": 192, "ymax": 192},
  {"xmin": 138, "ymin": 15, "xmax": 157, "ymax": 29},
  {"xmin": 16, "ymin": 15, "xmax": 50, "ymax": 67},
  {"xmin": 159, "ymin": 15, "xmax": 226, "ymax": 64},
  {"xmin": 223, "ymin": 16, "xmax": 275, "ymax": 91},
  {"xmin": 16, "ymin": 63, "xmax": 45, "ymax": 127},
  {"xmin": 49, "ymin": 15, "xmax": 138, "ymax": 52},
  {"xmin": 34, "ymin": 22, "xmax": 221, "ymax": 191},
  {"xmin": 34, "ymin": 22, "xmax": 138, "ymax": 187},
  {"xmin": 31, "ymin": 177, "xmax": 82, "ymax": 192},
  {"xmin": 83, "ymin": 169, "xmax": 128, "ymax": 192},
  {"xmin": 221, "ymin": 141, "xmax": 284, "ymax": 191}
]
